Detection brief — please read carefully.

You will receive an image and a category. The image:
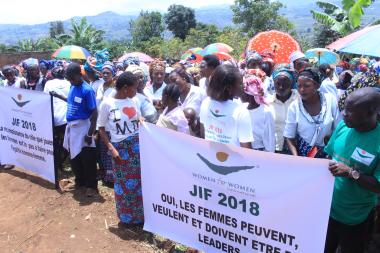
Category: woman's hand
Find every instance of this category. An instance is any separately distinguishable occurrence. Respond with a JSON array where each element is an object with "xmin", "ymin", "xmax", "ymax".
[{"xmin": 110, "ymin": 148, "xmax": 122, "ymax": 164}]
